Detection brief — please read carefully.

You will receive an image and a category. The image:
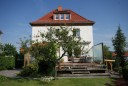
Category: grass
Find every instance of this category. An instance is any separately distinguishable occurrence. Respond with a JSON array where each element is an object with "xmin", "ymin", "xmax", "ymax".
[{"xmin": 0, "ymin": 75, "xmax": 115, "ymax": 86}]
